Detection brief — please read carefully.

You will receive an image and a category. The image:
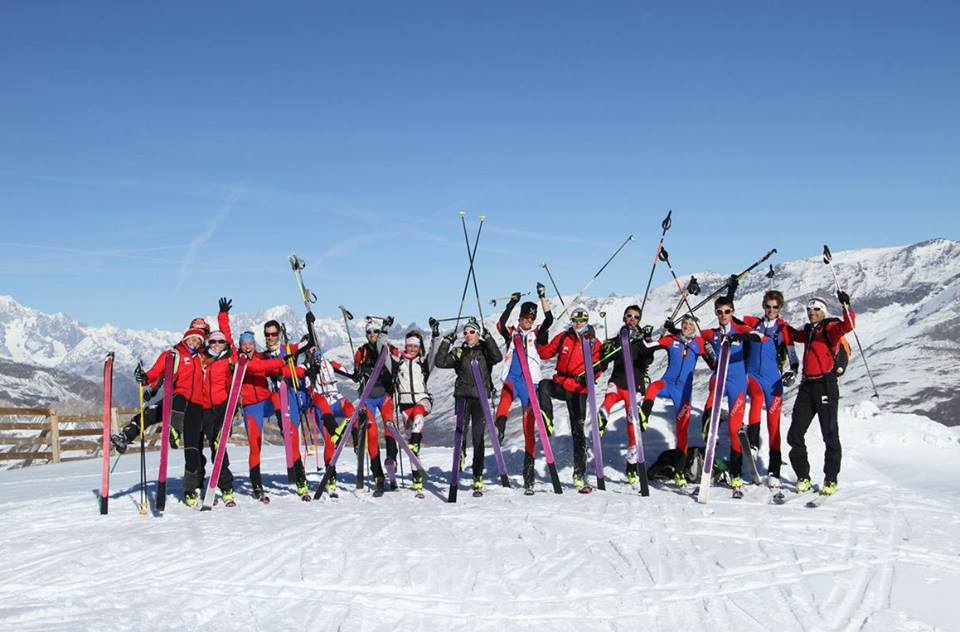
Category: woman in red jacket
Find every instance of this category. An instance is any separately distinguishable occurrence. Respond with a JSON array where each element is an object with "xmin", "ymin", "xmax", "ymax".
[
  {"xmin": 138, "ymin": 325, "xmax": 209, "ymax": 507},
  {"xmin": 536, "ymin": 306, "xmax": 601, "ymax": 491}
]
